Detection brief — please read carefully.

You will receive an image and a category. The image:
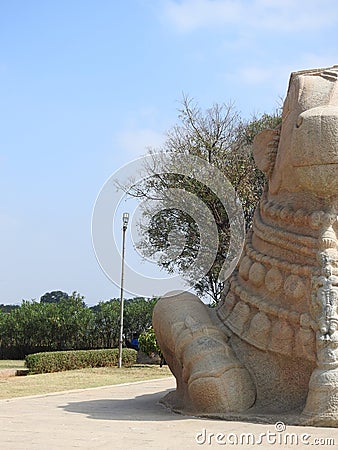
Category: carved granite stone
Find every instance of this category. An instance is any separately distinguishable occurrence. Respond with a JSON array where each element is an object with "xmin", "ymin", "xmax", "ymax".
[{"xmin": 153, "ymin": 66, "xmax": 338, "ymax": 427}]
